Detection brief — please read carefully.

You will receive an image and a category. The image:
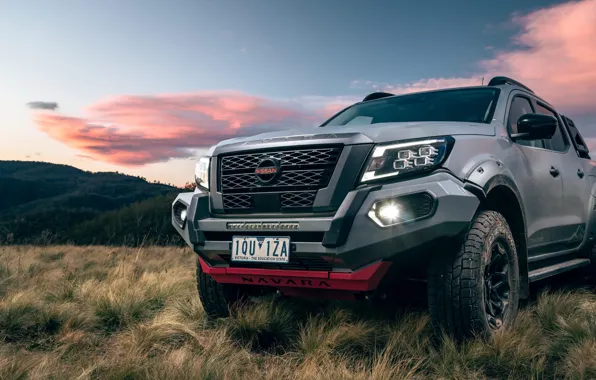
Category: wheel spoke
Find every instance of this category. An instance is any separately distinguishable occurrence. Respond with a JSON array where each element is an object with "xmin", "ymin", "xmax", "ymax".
[
  {"xmin": 484, "ymin": 238, "xmax": 513, "ymax": 330},
  {"xmin": 490, "ymin": 298, "xmax": 504, "ymax": 312}
]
